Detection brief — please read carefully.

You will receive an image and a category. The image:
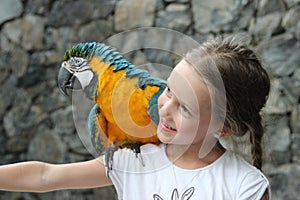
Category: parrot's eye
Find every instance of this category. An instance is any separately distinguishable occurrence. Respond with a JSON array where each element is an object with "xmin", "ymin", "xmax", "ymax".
[
  {"xmin": 69, "ymin": 57, "xmax": 85, "ymax": 70},
  {"xmin": 75, "ymin": 59, "xmax": 81, "ymax": 65}
]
